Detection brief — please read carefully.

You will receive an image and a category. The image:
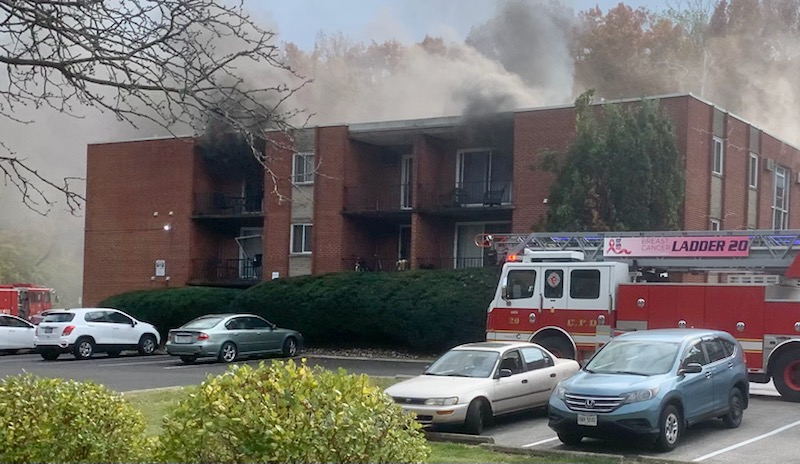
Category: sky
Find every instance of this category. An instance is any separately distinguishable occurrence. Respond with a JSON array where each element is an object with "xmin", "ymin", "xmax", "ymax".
[{"xmin": 258, "ymin": 0, "xmax": 660, "ymax": 51}]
